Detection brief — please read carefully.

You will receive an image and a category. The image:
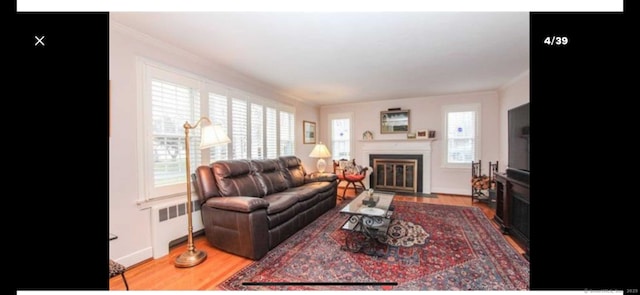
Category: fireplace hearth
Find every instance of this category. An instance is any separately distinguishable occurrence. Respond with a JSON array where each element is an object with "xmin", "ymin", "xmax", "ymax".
[
  {"xmin": 359, "ymin": 139, "xmax": 433, "ymax": 194},
  {"xmin": 370, "ymin": 154, "xmax": 423, "ymax": 193}
]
